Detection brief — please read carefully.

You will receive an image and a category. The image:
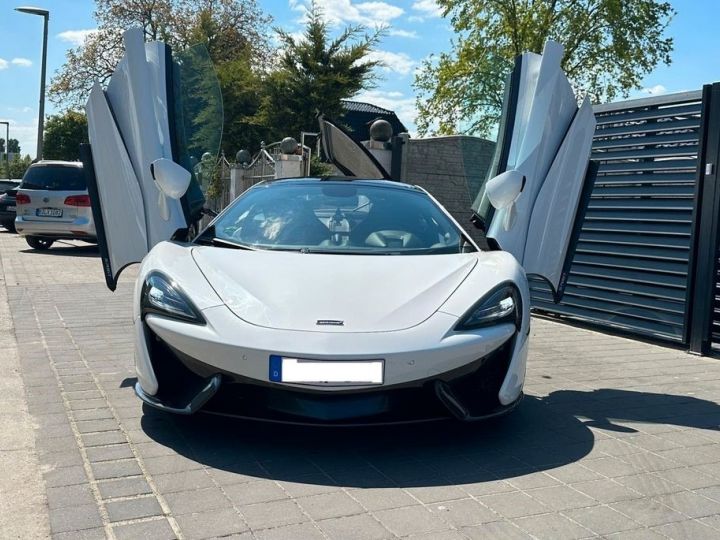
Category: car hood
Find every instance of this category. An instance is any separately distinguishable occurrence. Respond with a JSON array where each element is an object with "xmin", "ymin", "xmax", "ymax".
[{"xmin": 191, "ymin": 247, "xmax": 478, "ymax": 332}]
